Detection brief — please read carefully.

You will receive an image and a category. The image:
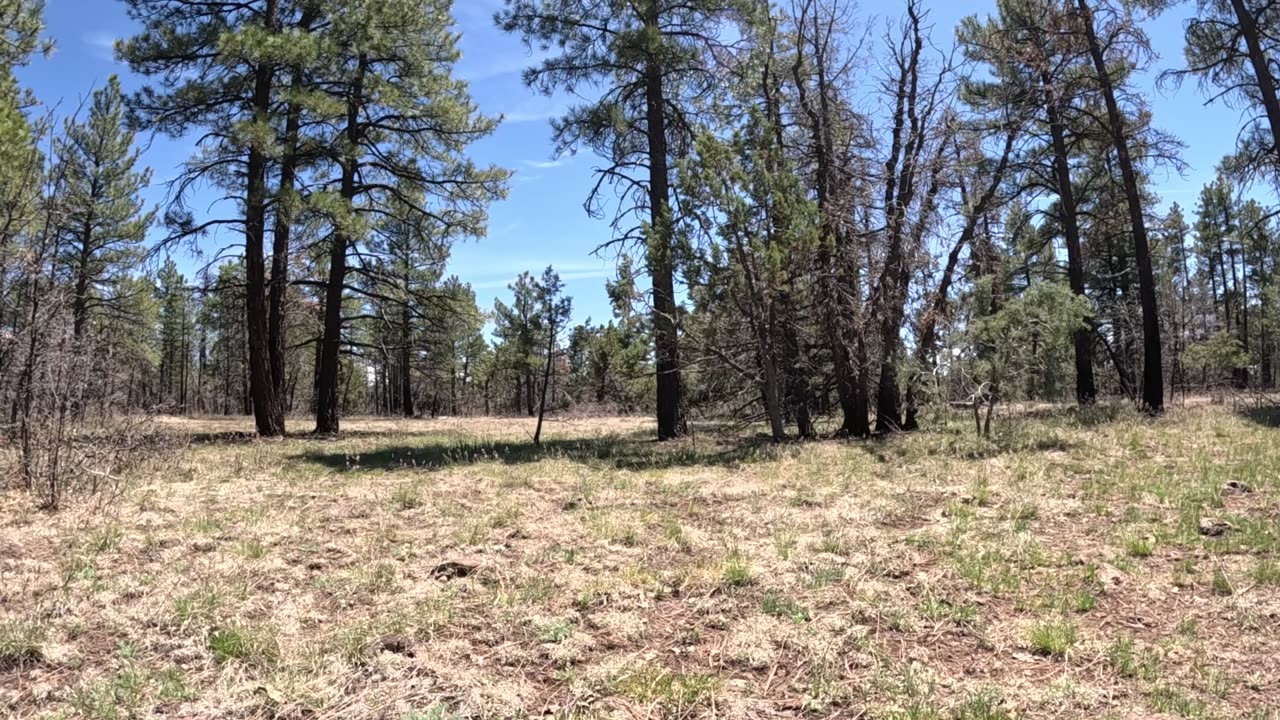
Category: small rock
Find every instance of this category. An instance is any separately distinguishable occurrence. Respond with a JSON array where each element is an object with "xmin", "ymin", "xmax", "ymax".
[
  {"xmin": 190, "ymin": 539, "xmax": 216, "ymax": 553},
  {"xmin": 1223, "ymin": 481, "xmax": 1253, "ymax": 496},
  {"xmin": 1199, "ymin": 517, "xmax": 1235, "ymax": 537},
  {"xmin": 430, "ymin": 557, "xmax": 481, "ymax": 580},
  {"xmin": 1097, "ymin": 563, "xmax": 1125, "ymax": 589},
  {"xmin": 372, "ymin": 633, "xmax": 415, "ymax": 657}
]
